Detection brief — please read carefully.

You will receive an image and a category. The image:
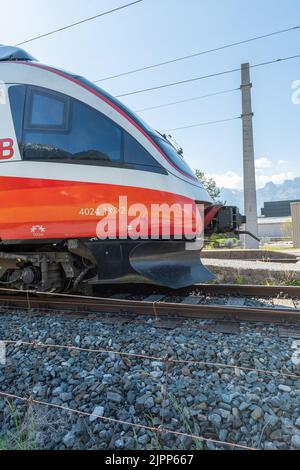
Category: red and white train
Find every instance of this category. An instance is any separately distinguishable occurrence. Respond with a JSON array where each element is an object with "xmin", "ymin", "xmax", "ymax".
[{"xmin": 0, "ymin": 45, "xmax": 244, "ymax": 291}]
